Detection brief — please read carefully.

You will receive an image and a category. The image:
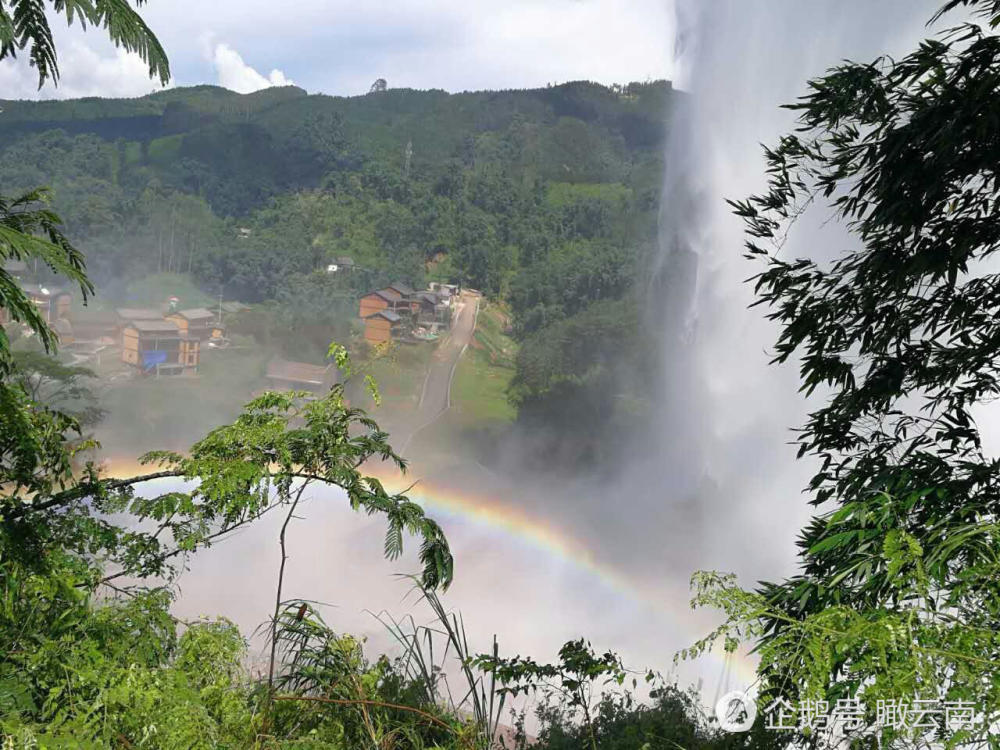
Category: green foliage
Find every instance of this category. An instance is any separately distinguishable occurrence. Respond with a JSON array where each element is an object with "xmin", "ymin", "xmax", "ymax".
[
  {"xmin": 686, "ymin": 1, "xmax": 1000, "ymax": 746},
  {"xmin": 509, "ymin": 298, "xmax": 653, "ymax": 468},
  {"xmin": 0, "ymin": 80, "xmax": 669, "ymax": 461},
  {"xmin": 10, "ymin": 346, "xmax": 104, "ymax": 429},
  {"xmin": 528, "ymin": 683, "xmax": 777, "ymax": 750},
  {"xmin": 474, "ymin": 639, "xmax": 644, "ymax": 750},
  {"xmin": 0, "ymin": 0, "xmax": 169, "ymax": 89}
]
